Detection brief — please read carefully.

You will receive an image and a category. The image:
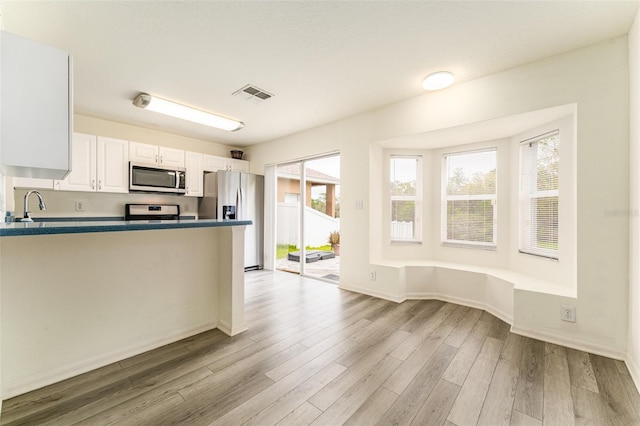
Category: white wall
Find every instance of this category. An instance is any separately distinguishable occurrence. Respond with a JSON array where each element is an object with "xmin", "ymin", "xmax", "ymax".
[
  {"xmin": 248, "ymin": 37, "xmax": 630, "ymax": 357},
  {"xmin": 628, "ymin": 9, "xmax": 640, "ymax": 390}
]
